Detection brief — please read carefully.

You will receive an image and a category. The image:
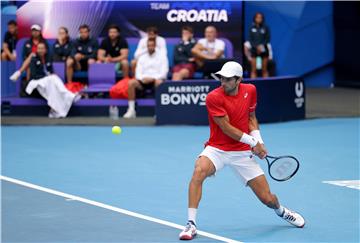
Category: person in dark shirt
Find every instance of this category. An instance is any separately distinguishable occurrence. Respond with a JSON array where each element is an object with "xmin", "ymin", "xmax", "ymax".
[
  {"xmin": 1, "ymin": 20, "xmax": 18, "ymax": 61},
  {"xmin": 53, "ymin": 27, "xmax": 73, "ymax": 62},
  {"xmin": 22, "ymin": 24, "xmax": 49, "ymax": 60},
  {"xmin": 66, "ymin": 24, "xmax": 98, "ymax": 83},
  {"xmin": 97, "ymin": 24, "xmax": 129, "ymax": 77},
  {"xmin": 246, "ymin": 12, "xmax": 272, "ymax": 78},
  {"xmin": 10, "ymin": 42, "xmax": 79, "ymax": 118},
  {"xmin": 21, "ymin": 24, "xmax": 49, "ymax": 81},
  {"xmin": 172, "ymin": 26, "xmax": 197, "ymax": 81}
]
